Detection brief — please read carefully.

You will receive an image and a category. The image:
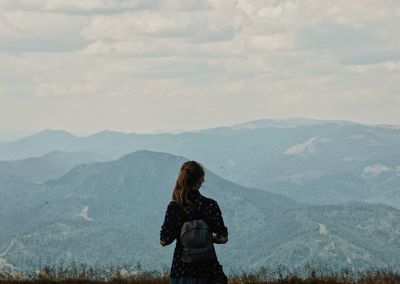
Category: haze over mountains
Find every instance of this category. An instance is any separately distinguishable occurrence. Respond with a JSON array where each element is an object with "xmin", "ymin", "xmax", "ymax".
[
  {"xmin": 0, "ymin": 130, "xmax": 34, "ymax": 143},
  {"xmin": 1, "ymin": 118, "xmax": 400, "ymax": 273},
  {"xmin": 1, "ymin": 150, "xmax": 400, "ymax": 274},
  {"xmin": 0, "ymin": 151, "xmax": 109, "ymax": 183},
  {"xmin": 1, "ymin": 118, "xmax": 400, "ymax": 208}
]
